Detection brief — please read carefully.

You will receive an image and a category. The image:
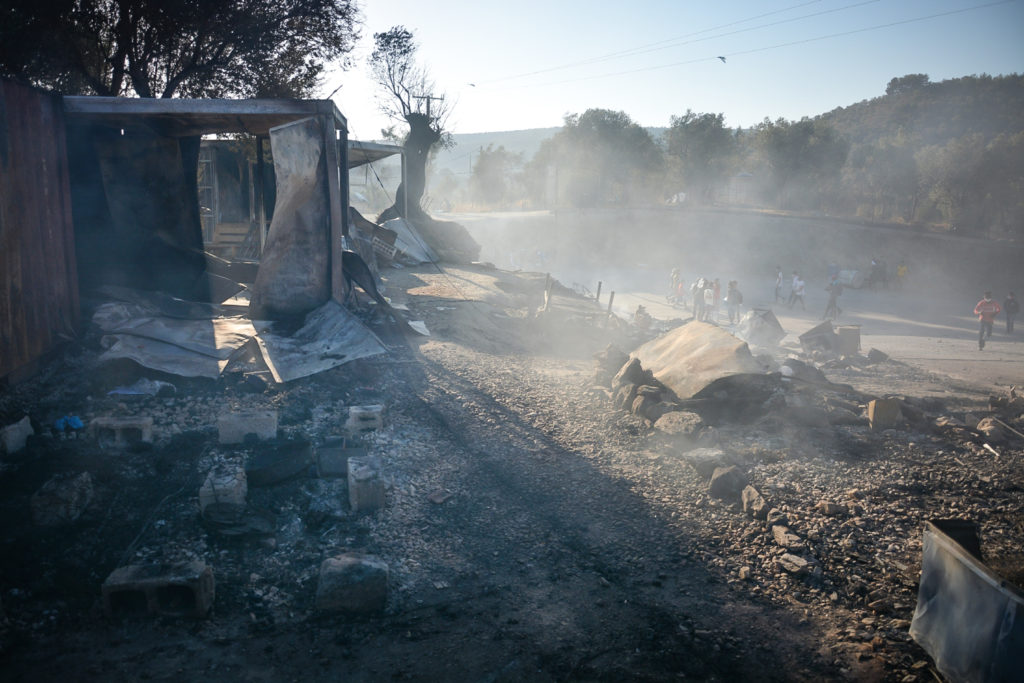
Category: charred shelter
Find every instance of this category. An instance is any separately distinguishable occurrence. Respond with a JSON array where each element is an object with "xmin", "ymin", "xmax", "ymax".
[{"xmin": 1, "ymin": 79, "xmax": 391, "ymax": 382}]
